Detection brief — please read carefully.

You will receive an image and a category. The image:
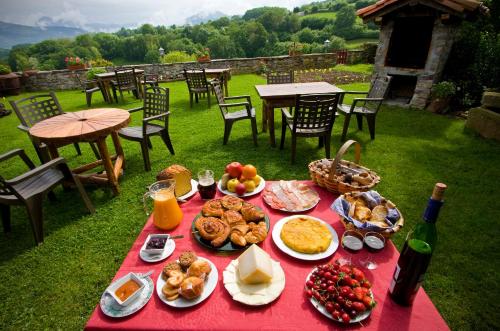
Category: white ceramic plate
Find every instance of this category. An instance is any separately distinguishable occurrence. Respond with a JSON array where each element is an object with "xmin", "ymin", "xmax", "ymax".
[
  {"xmin": 306, "ymin": 268, "xmax": 372, "ymax": 323},
  {"xmin": 100, "ymin": 274, "xmax": 154, "ymax": 318},
  {"xmin": 217, "ymin": 178, "xmax": 266, "ymax": 197},
  {"xmin": 263, "ymin": 181, "xmax": 320, "ymax": 213},
  {"xmin": 223, "ymin": 259, "xmax": 285, "ymax": 306},
  {"xmin": 177, "ymin": 179, "xmax": 198, "ymax": 201},
  {"xmin": 156, "ymin": 257, "xmax": 218, "ymax": 308},
  {"xmin": 272, "ymin": 215, "xmax": 339, "ymax": 261},
  {"xmin": 139, "ymin": 236, "xmax": 175, "ymax": 263}
]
